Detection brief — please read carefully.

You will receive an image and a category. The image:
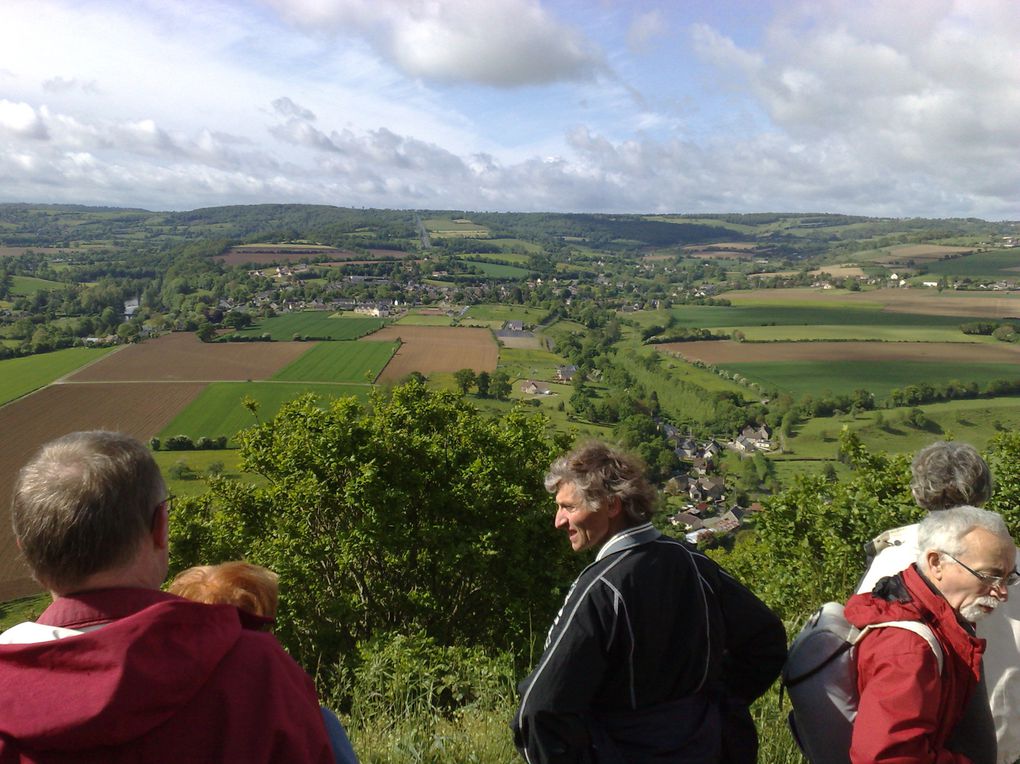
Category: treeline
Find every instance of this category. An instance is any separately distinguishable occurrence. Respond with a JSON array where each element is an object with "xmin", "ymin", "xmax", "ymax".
[{"xmin": 887, "ymin": 378, "xmax": 1020, "ymax": 407}]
